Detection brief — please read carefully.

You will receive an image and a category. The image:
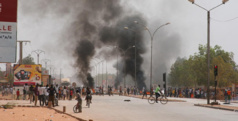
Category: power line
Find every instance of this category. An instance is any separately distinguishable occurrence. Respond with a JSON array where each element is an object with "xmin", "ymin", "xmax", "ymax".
[{"xmin": 211, "ymin": 16, "xmax": 238, "ymax": 22}]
